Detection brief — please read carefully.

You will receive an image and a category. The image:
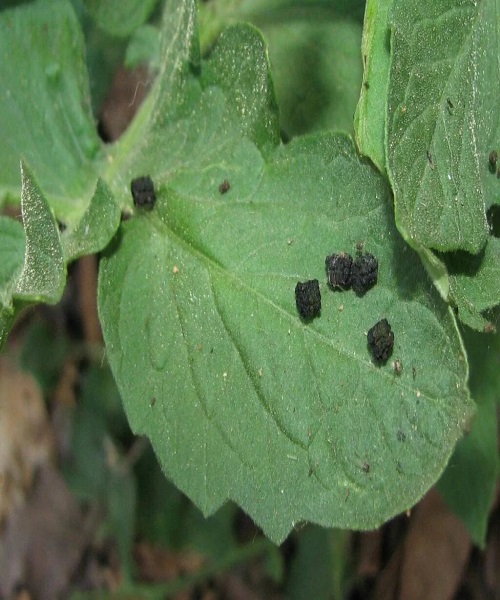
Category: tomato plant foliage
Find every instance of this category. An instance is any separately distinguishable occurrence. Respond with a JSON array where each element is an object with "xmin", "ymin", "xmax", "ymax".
[{"xmin": 0, "ymin": 0, "xmax": 498, "ymax": 544}]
